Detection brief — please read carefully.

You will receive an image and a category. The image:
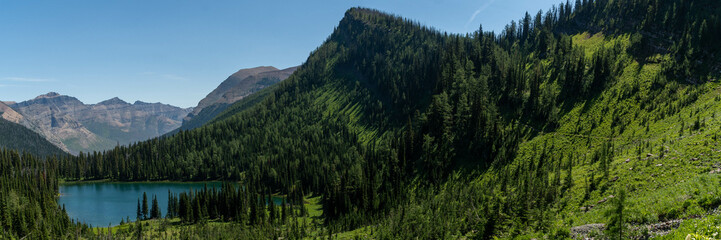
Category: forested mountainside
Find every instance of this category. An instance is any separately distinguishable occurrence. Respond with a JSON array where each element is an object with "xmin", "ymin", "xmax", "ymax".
[
  {"xmin": 0, "ymin": 118, "xmax": 65, "ymax": 157},
  {"xmin": 0, "ymin": 148, "xmax": 89, "ymax": 239},
  {"xmin": 10, "ymin": 92, "xmax": 191, "ymax": 154},
  {"xmin": 6, "ymin": 0, "xmax": 721, "ymax": 238},
  {"xmin": 0, "ymin": 101, "xmax": 72, "ymax": 153},
  {"xmin": 177, "ymin": 66, "xmax": 298, "ymax": 132}
]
